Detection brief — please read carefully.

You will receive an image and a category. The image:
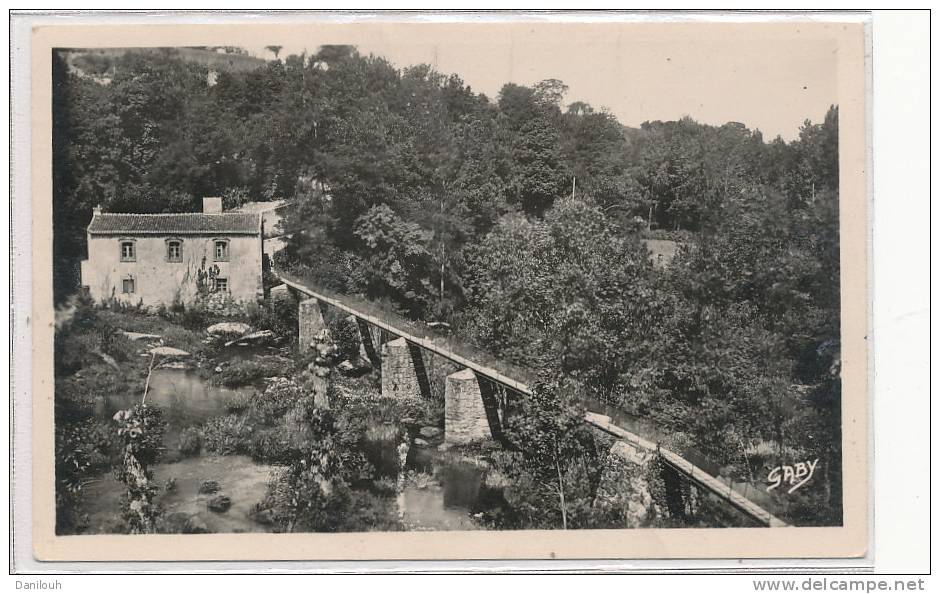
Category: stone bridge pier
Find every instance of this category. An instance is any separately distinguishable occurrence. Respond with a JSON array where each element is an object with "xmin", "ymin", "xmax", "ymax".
[
  {"xmin": 593, "ymin": 440, "xmax": 700, "ymax": 528},
  {"xmin": 593, "ymin": 440, "xmax": 659, "ymax": 528},
  {"xmin": 298, "ymin": 297, "xmax": 327, "ymax": 353},
  {"xmin": 444, "ymin": 369, "xmax": 503, "ymax": 446},
  {"xmin": 381, "ymin": 337, "xmax": 432, "ymax": 400}
]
